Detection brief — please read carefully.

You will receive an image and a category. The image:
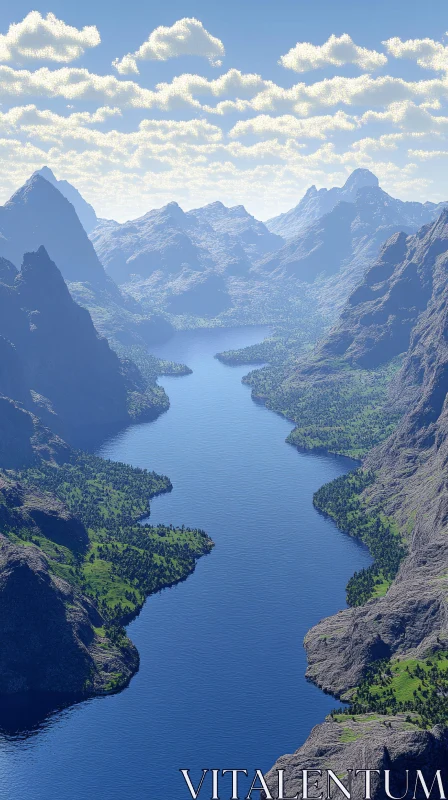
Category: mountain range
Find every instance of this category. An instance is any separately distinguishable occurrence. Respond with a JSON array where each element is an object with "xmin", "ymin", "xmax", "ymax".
[
  {"xmin": 87, "ymin": 168, "xmax": 447, "ymax": 321},
  {"xmin": 257, "ymin": 178, "xmax": 447, "ymax": 314}
]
